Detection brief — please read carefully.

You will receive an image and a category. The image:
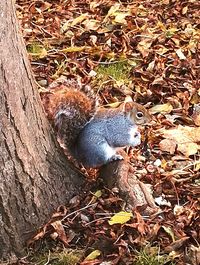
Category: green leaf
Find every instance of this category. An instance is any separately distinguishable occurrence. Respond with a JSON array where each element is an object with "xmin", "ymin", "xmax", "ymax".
[{"xmin": 93, "ymin": 190, "xmax": 102, "ymax": 198}]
